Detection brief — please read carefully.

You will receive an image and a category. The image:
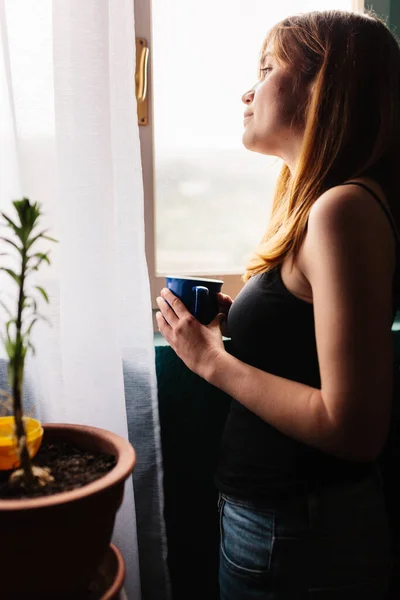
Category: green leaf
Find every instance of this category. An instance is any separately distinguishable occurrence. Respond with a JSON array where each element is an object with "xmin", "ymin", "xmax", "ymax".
[
  {"xmin": 1, "ymin": 213, "xmax": 20, "ymax": 234},
  {"xmin": 14, "ymin": 198, "xmax": 40, "ymax": 230},
  {"xmin": 26, "ymin": 265, "xmax": 39, "ymax": 274},
  {"xmin": 0, "ymin": 237, "xmax": 22, "ymax": 254},
  {"xmin": 5, "ymin": 339, "xmax": 15, "ymax": 360},
  {"xmin": 0, "ymin": 267, "xmax": 20, "ymax": 286},
  {"xmin": 7, "ymin": 362, "xmax": 14, "ymax": 386},
  {"xmin": 0, "ymin": 298, "xmax": 12, "ymax": 317},
  {"xmin": 41, "ymin": 235, "xmax": 58, "ymax": 244},
  {"xmin": 25, "ymin": 318, "xmax": 38, "ymax": 337},
  {"xmin": 28, "ymin": 253, "xmax": 52, "ymax": 272},
  {"xmin": 27, "ymin": 341, "xmax": 36, "ymax": 356},
  {"xmin": 5, "ymin": 198, "xmax": 41, "ymax": 245},
  {"xmin": 6, "ymin": 319, "xmax": 17, "ymax": 338},
  {"xmin": 0, "ymin": 199, "xmax": 55, "ymax": 375},
  {"xmin": 0, "ymin": 327, "xmax": 15, "ymax": 361},
  {"xmin": 35, "ymin": 286, "xmax": 49, "ymax": 303},
  {"xmin": 26, "ymin": 229, "xmax": 52, "ymax": 250},
  {"xmin": 36, "ymin": 313, "xmax": 52, "ymax": 327},
  {"xmin": 28, "ymin": 252, "xmax": 50, "ymax": 266}
]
